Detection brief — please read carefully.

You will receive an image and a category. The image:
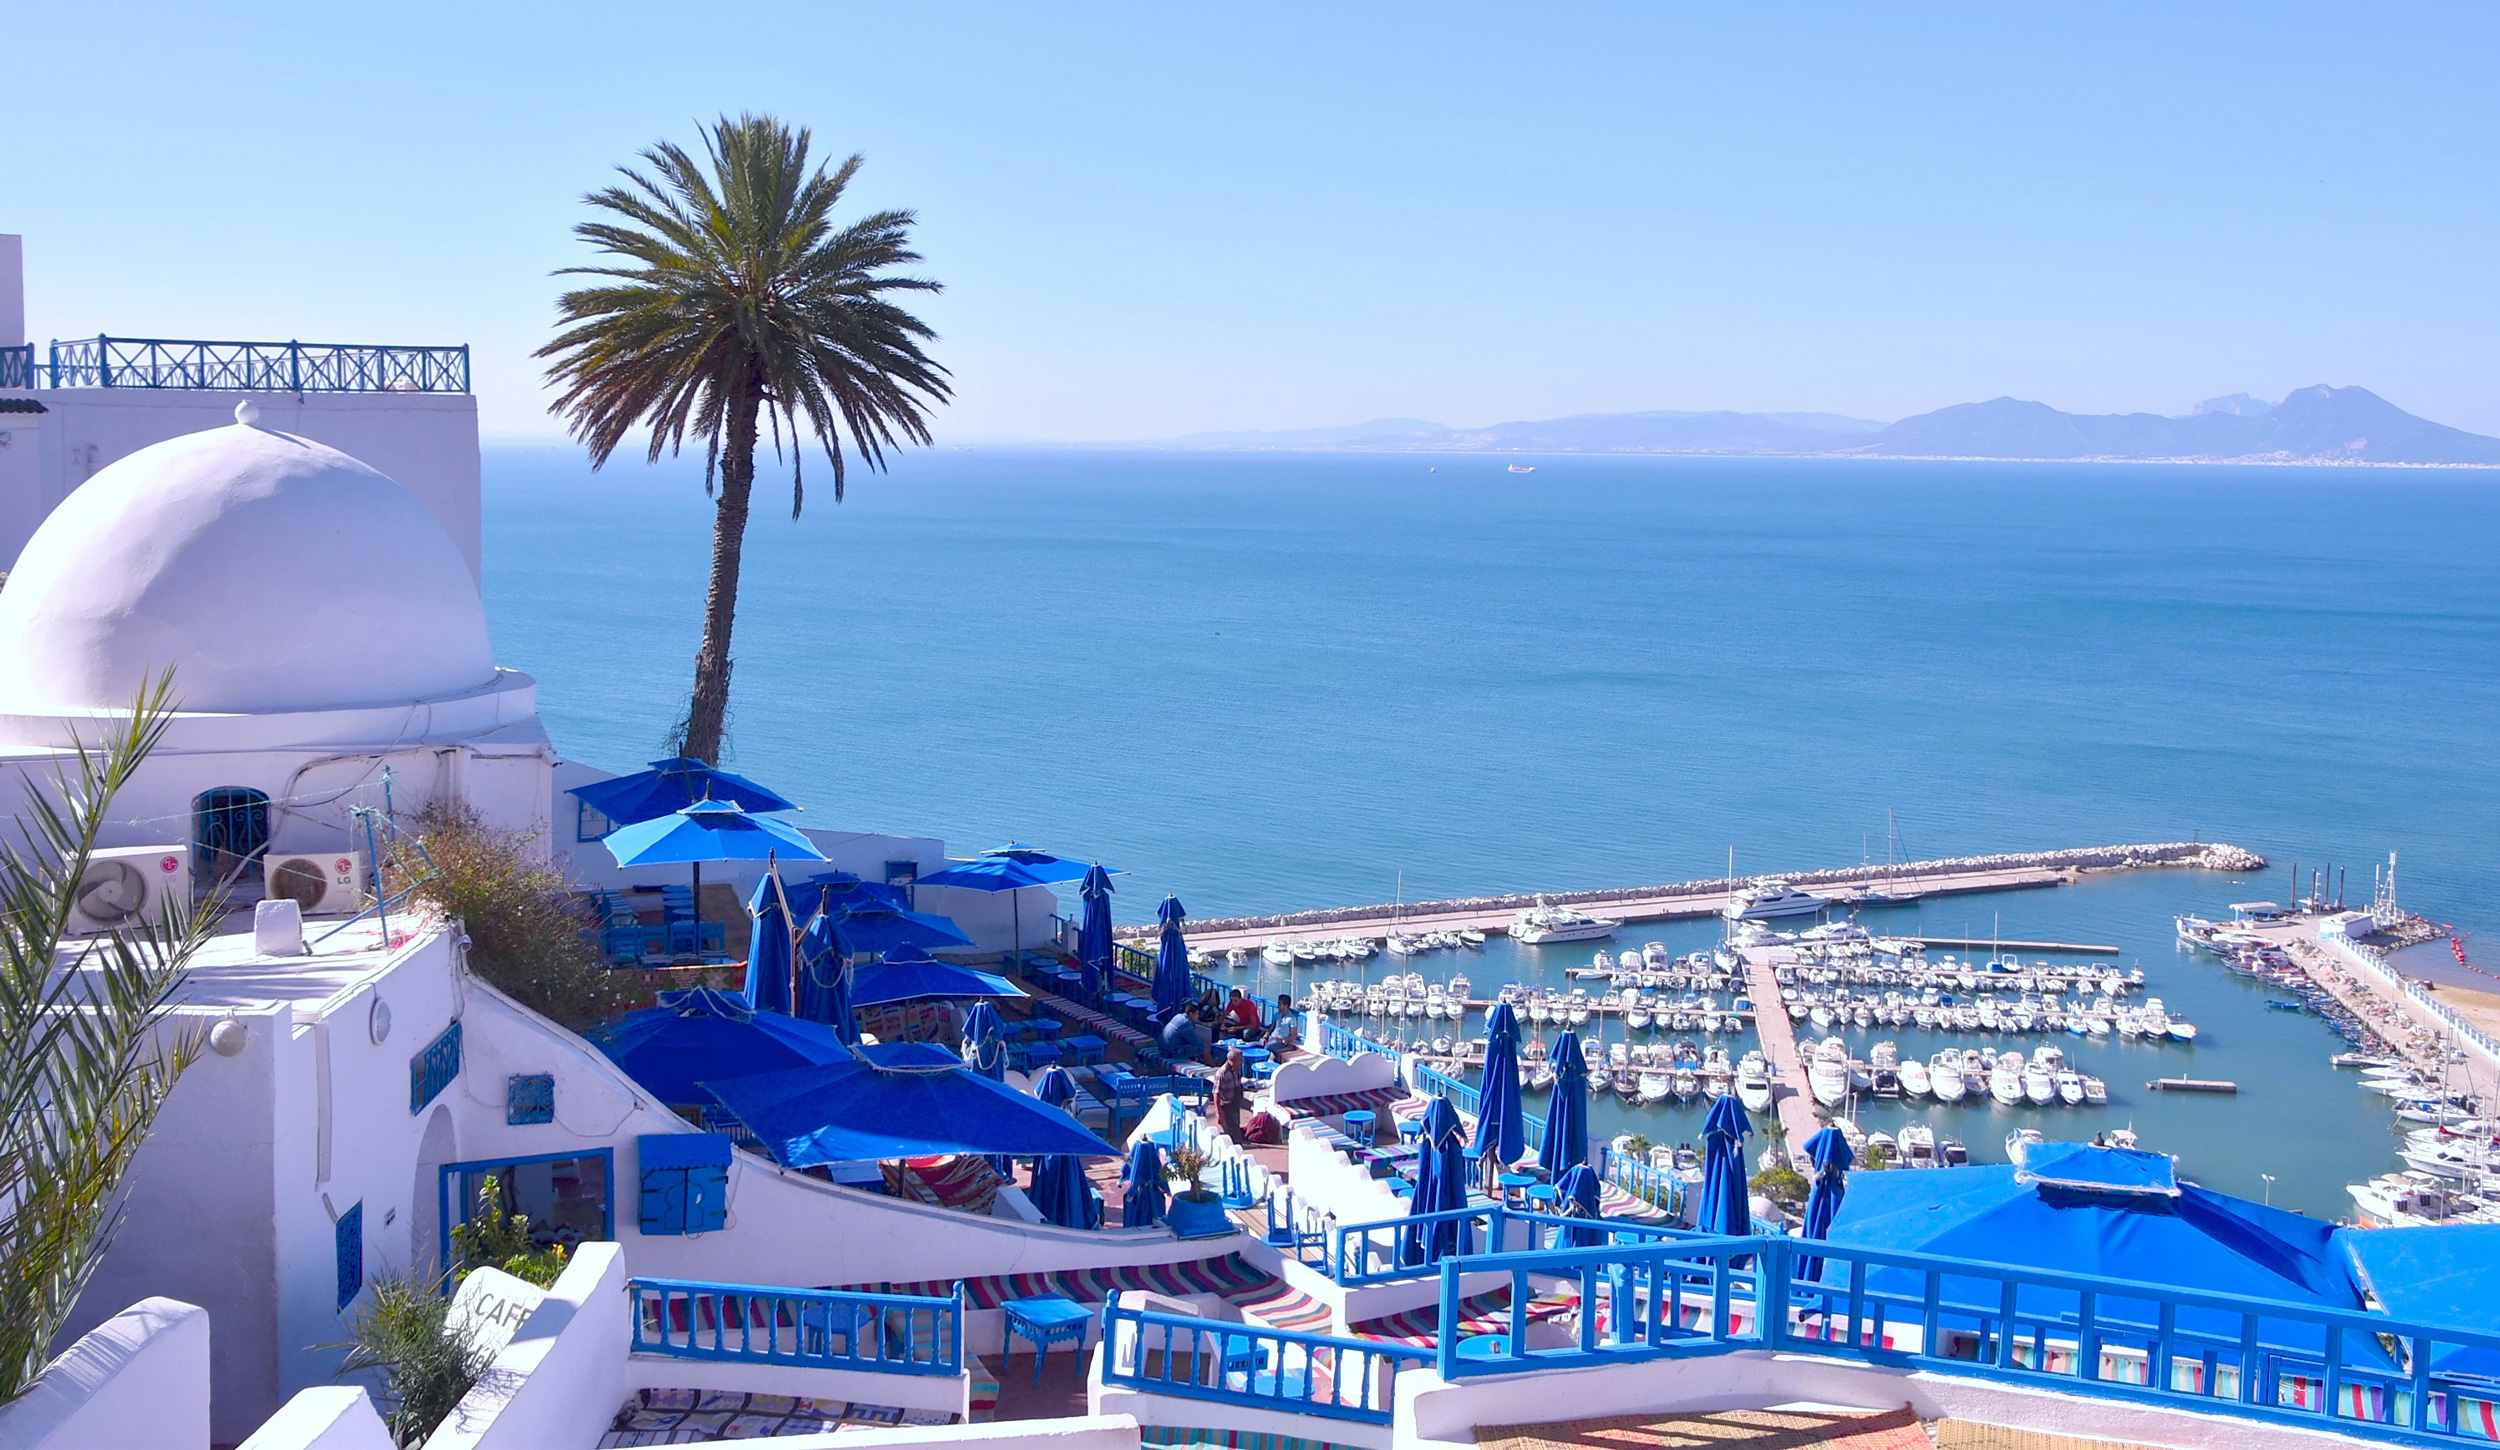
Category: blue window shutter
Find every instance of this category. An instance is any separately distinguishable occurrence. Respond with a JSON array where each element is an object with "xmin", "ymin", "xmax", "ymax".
[
  {"xmin": 637, "ymin": 1135, "xmax": 730, "ymax": 1236},
  {"xmin": 335, "ymin": 1203, "xmax": 363, "ymax": 1309}
]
